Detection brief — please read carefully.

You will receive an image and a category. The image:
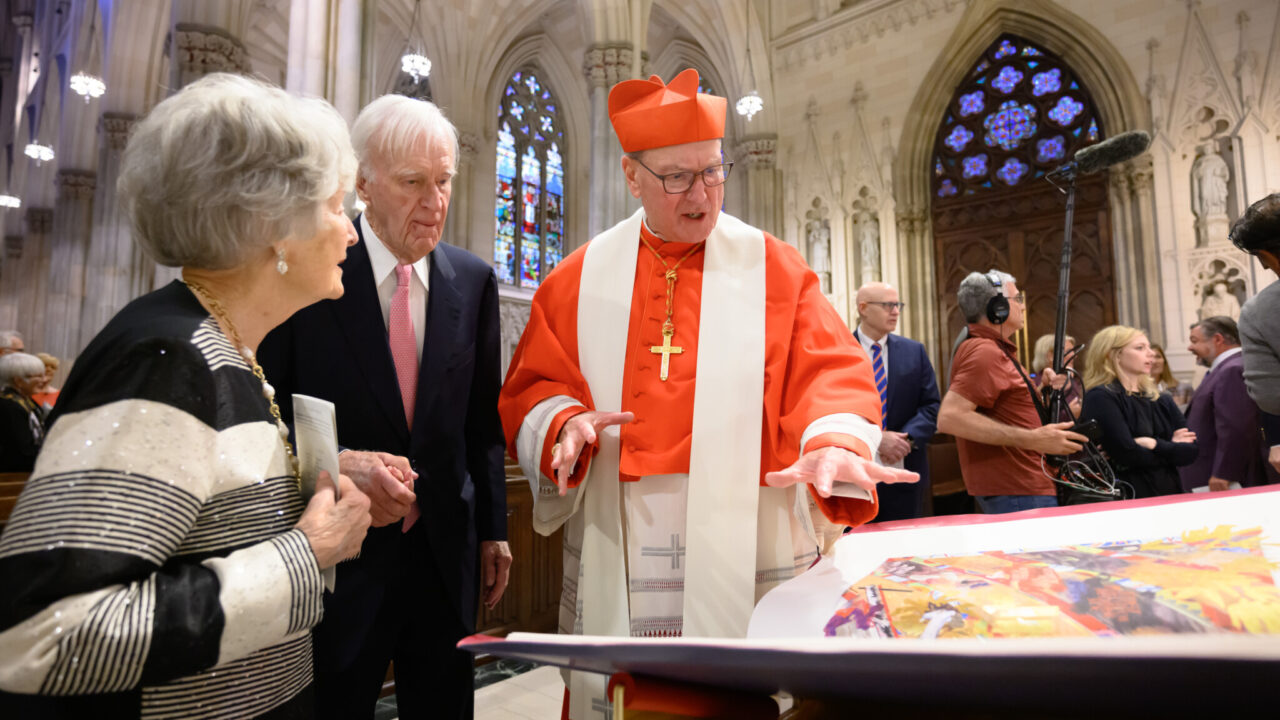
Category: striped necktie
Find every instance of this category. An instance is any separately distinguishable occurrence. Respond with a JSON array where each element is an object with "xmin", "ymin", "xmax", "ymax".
[
  {"xmin": 390, "ymin": 264, "xmax": 421, "ymax": 533},
  {"xmin": 871, "ymin": 342, "xmax": 887, "ymax": 429}
]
